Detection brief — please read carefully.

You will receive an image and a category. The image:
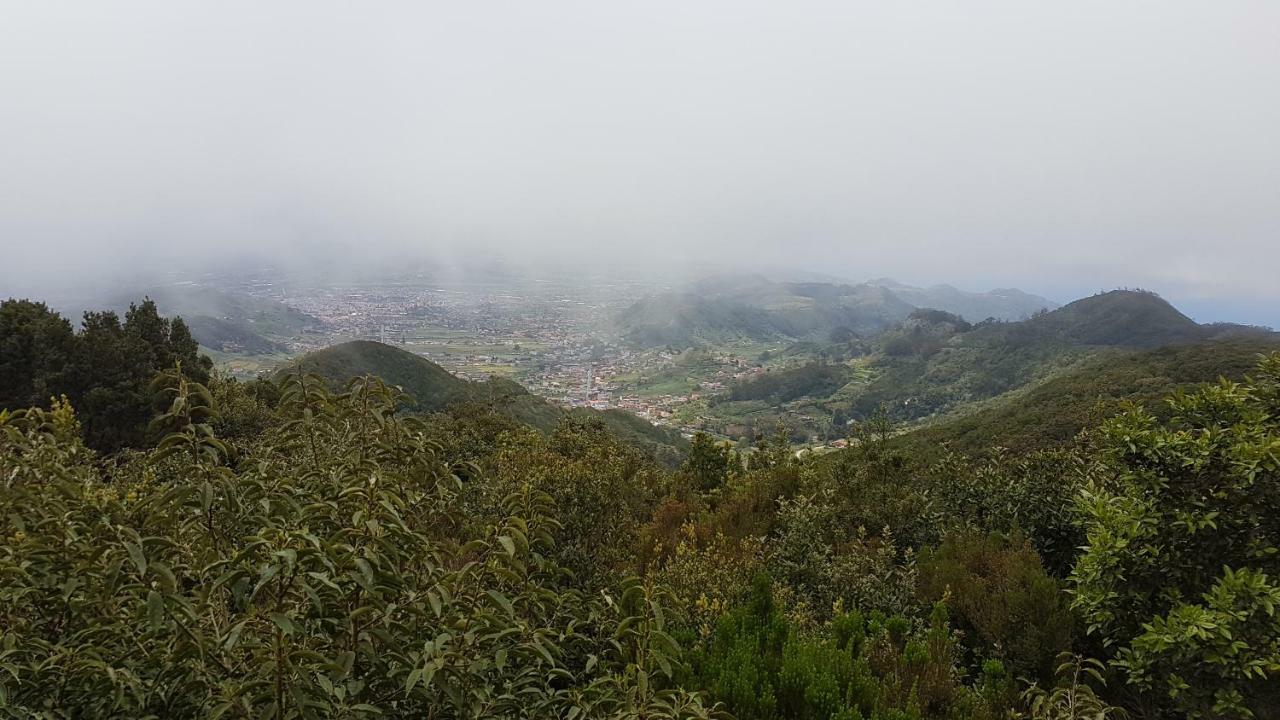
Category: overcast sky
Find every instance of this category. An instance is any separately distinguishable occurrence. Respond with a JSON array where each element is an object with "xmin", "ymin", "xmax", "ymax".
[{"xmin": 2, "ymin": 2, "xmax": 1278, "ymax": 323}]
